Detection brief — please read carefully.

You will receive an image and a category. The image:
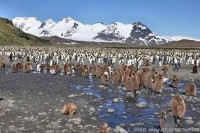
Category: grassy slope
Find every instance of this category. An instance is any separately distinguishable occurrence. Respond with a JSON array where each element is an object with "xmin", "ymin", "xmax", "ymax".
[{"xmin": 0, "ymin": 17, "xmax": 51, "ymax": 46}]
